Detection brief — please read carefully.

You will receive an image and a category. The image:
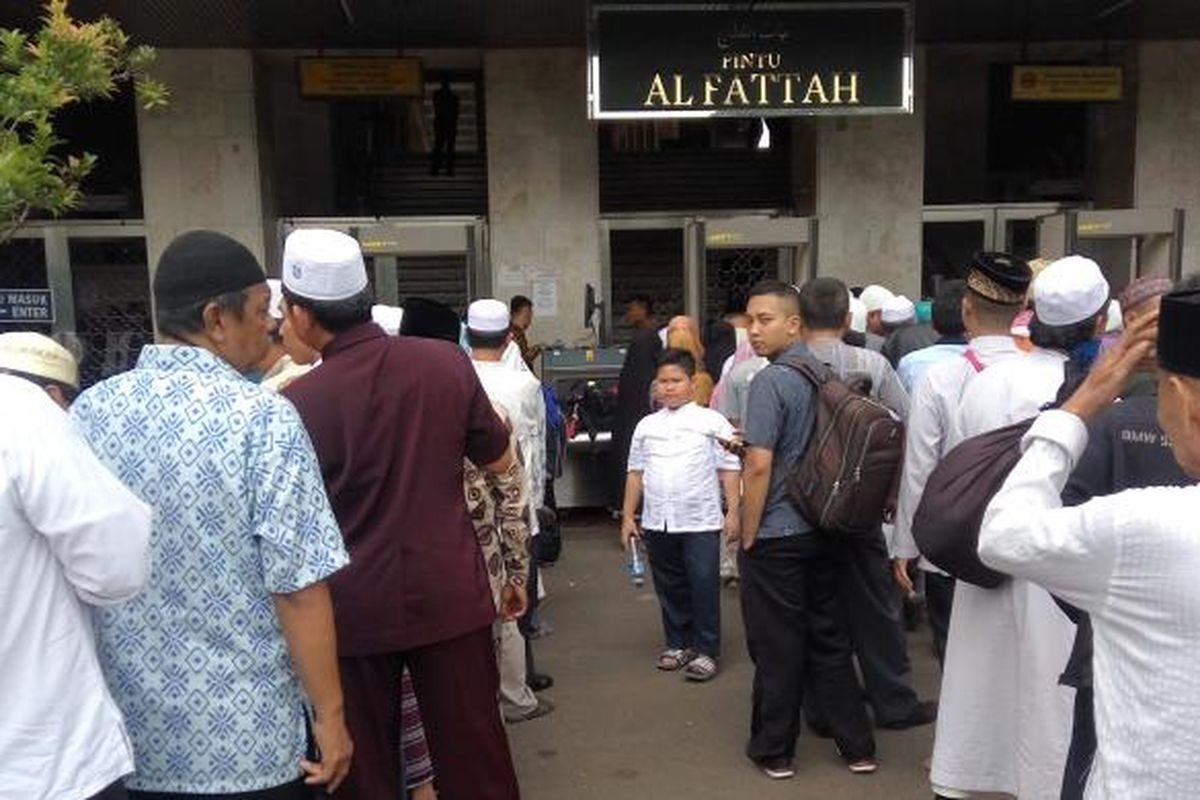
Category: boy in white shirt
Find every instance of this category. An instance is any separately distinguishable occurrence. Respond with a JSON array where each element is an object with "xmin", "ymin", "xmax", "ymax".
[{"xmin": 621, "ymin": 348, "xmax": 742, "ymax": 681}]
